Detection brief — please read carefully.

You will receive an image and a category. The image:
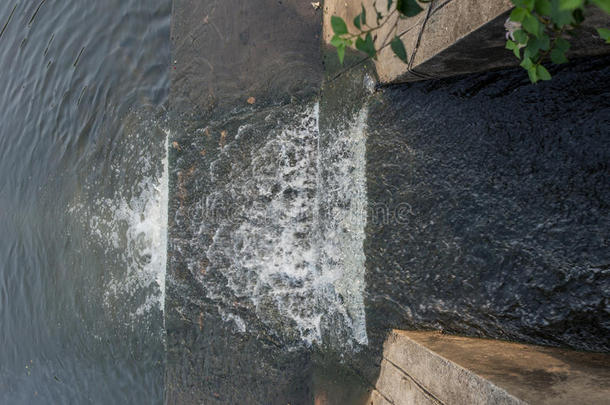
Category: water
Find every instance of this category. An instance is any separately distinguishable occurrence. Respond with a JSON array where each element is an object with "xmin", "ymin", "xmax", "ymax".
[
  {"xmin": 364, "ymin": 56, "xmax": 610, "ymax": 353},
  {"xmin": 198, "ymin": 103, "xmax": 368, "ymax": 347},
  {"xmin": 3, "ymin": 0, "xmax": 608, "ymax": 402},
  {"xmin": 1, "ymin": 0, "xmax": 371, "ymax": 400},
  {"xmin": 69, "ymin": 124, "xmax": 169, "ymax": 320},
  {"xmin": 0, "ymin": 1, "xmax": 170, "ymax": 403}
]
